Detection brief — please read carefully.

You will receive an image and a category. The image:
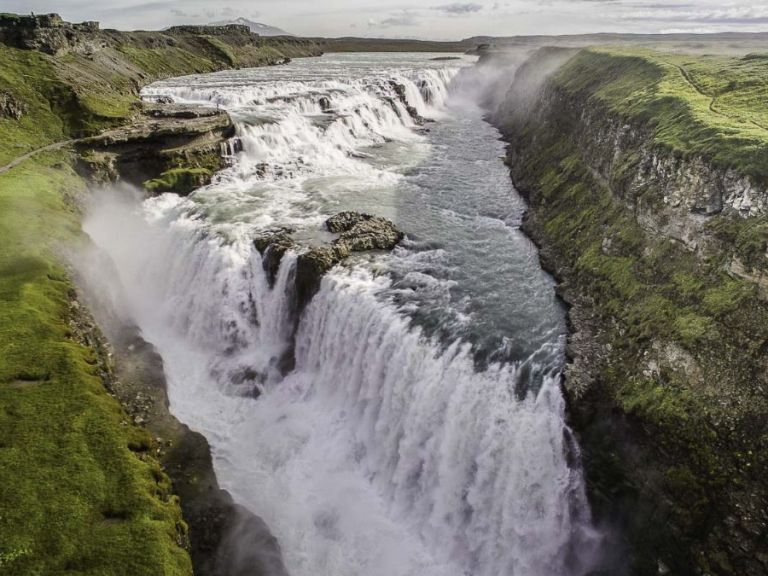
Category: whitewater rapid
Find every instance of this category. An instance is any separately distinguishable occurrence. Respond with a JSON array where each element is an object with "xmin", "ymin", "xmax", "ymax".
[{"xmin": 85, "ymin": 53, "xmax": 601, "ymax": 576}]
